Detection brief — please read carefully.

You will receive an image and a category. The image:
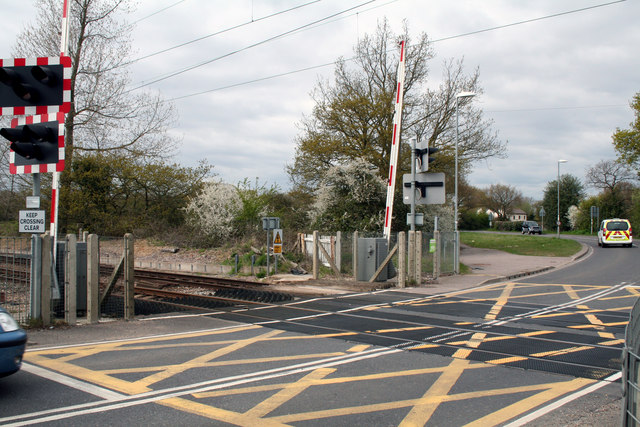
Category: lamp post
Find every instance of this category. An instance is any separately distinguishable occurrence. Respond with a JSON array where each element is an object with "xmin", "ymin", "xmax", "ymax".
[
  {"xmin": 557, "ymin": 159, "xmax": 568, "ymax": 238},
  {"xmin": 454, "ymin": 91, "xmax": 476, "ymax": 274}
]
